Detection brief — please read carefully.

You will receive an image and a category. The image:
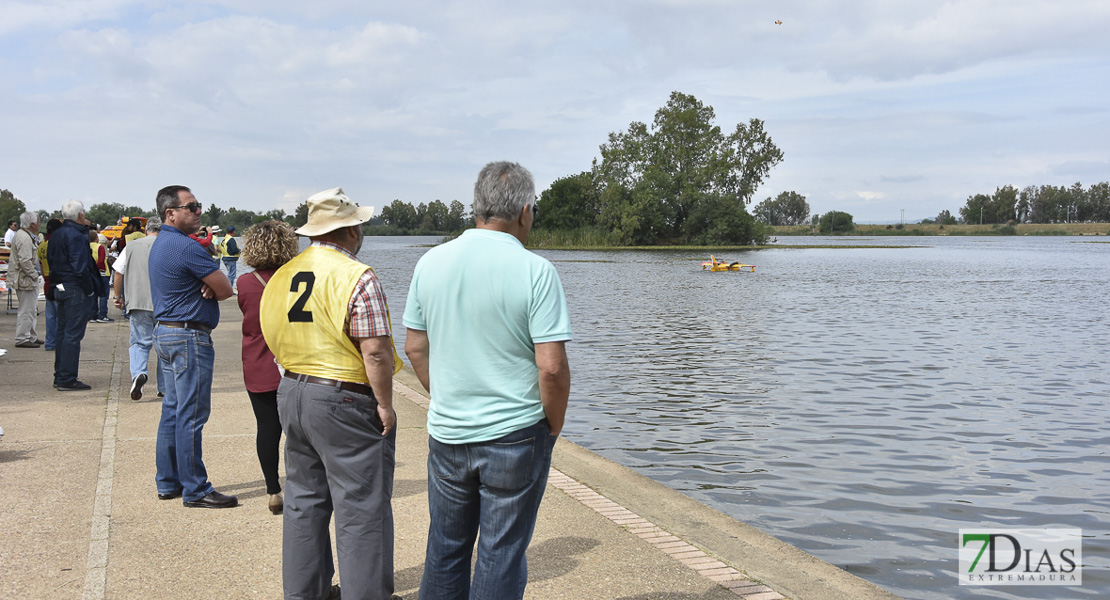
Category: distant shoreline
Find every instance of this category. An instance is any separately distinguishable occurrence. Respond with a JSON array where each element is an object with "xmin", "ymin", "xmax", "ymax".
[{"xmin": 768, "ymin": 222, "xmax": 1110, "ymax": 237}]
